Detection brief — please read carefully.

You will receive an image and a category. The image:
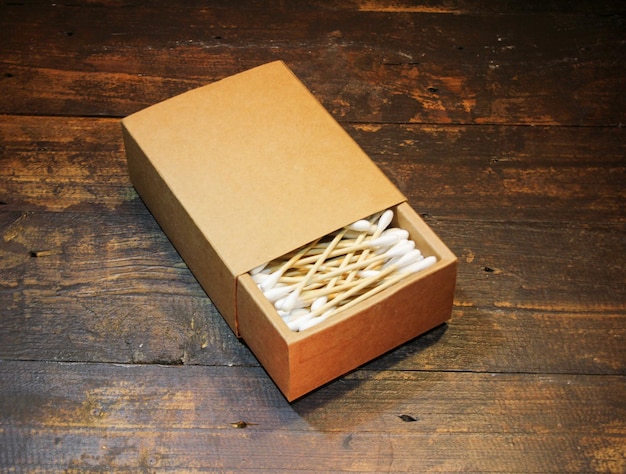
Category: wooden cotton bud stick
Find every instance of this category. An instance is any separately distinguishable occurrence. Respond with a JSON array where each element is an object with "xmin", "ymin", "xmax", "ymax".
[
  {"xmin": 281, "ymin": 259, "xmax": 381, "ymax": 316},
  {"xmin": 288, "ymin": 250, "xmax": 425, "ymax": 331},
  {"xmin": 265, "ymin": 278, "xmax": 326, "ymax": 306},
  {"xmin": 280, "ymin": 229, "xmax": 348, "ymax": 312},
  {"xmin": 334, "ymin": 256, "xmax": 438, "ymax": 317},
  {"xmin": 258, "ymin": 239, "xmax": 319, "ymax": 291},
  {"xmin": 343, "ymin": 209, "xmax": 393, "ymax": 284},
  {"xmin": 303, "ymin": 250, "xmax": 396, "ymax": 288},
  {"xmin": 283, "ymin": 221, "xmax": 376, "ymax": 311},
  {"xmin": 293, "ymin": 240, "xmax": 419, "ymax": 305},
  {"xmin": 324, "ymin": 237, "xmax": 414, "ymax": 288},
  {"xmin": 284, "ymin": 224, "xmax": 373, "ymax": 269},
  {"xmin": 271, "ymin": 217, "xmax": 372, "ymax": 290},
  {"xmin": 284, "ymin": 236, "xmax": 386, "ymax": 268},
  {"xmin": 293, "ymin": 255, "xmax": 438, "ymax": 332},
  {"xmin": 290, "ymin": 211, "xmax": 392, "ymax": 268},
  {"xmin": 319, "ymin": 219, "xmax": 376, "ymax": 298}
]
